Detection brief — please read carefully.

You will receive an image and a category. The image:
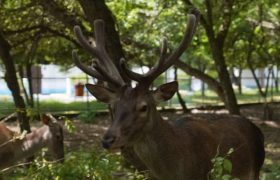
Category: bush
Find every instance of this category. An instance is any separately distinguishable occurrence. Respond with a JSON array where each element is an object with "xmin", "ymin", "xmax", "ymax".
[
  {"xmin": 209, "ymin": 148, "xmax": 239, "ymax": 180},
  {"xmin": 261, "ymin": 164, "xmax": 280, "ymax": 180},
  {"xmin": 3, "ymin": 147, "xmax": 145, "ymax": 180}
]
